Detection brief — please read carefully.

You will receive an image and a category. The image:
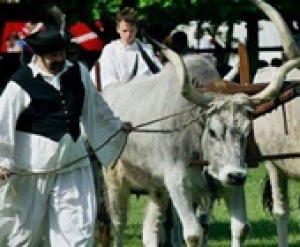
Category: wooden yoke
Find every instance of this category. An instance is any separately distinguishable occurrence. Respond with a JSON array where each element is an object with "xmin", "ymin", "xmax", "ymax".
[{"xmin": 197, "ymin": 80, "xmax": 268, "ymax": 95}]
